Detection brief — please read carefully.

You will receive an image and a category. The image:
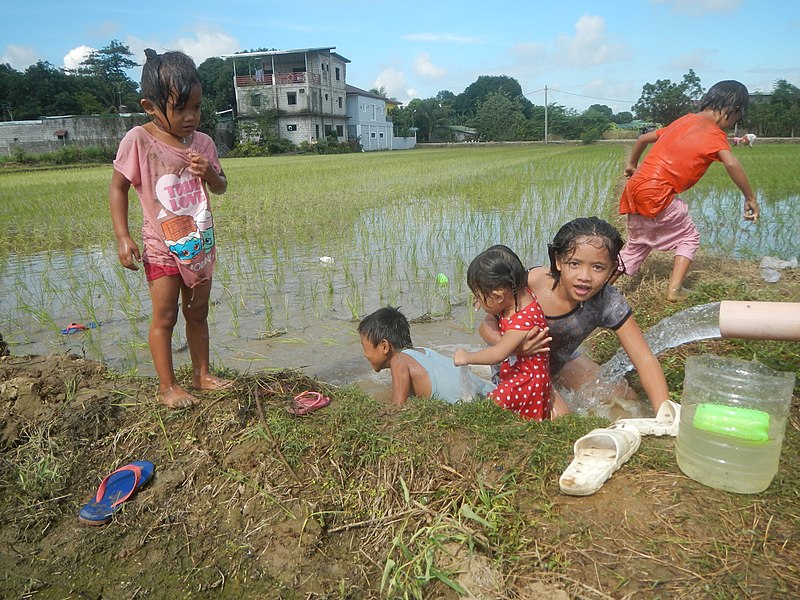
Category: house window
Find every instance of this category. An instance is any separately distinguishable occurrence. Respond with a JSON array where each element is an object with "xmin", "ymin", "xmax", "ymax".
[
  {"xmin": 287, "ymin": 92, "xmax": 297, "ymax": 105},
  {"xmin": 371, "ymin": 132, "xmax": 376, "ymax": 139},
  {"xmin": 337, "ymin": 97, "xmax": 342, "ymax": 108},
  {"xmin": 336, "ymin": 125, "xmax": 343, "ymax": 136},
  {"xmin": 252, "ymin": 94, "xmax": 262, "ymax": 107},
  {"xmin": 287, "ymin": 124, "xmax": 297, "ymax": 131},
  {"xmin": 324, "ymin": 124, "xmax": 333, "ymax": 136},
  {"xmin": 379, "ymin": 132, "xmax": 384, "ymax": 139},
  {"xmin": 335, "ymin": 67, "xmax": 340, "ymax": 81},
  {"xmin": 299, "ymin": 88, "xmax": 305, "ymax": 94}
]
